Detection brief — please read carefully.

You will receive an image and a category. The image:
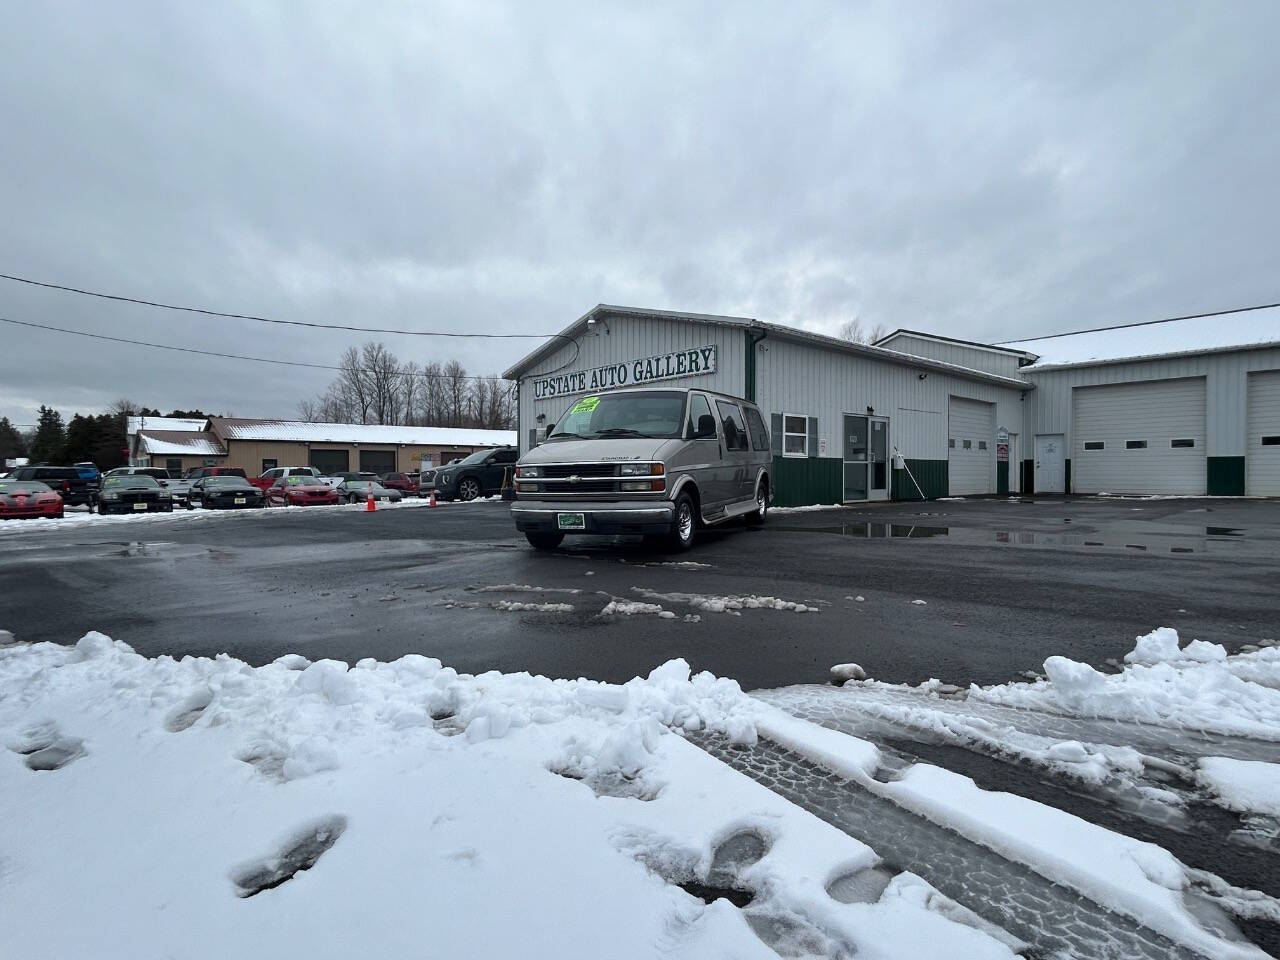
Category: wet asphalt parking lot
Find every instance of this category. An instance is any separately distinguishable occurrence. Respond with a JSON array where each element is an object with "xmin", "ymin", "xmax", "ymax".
[{"xmin": 1, "ymin": 494, "xmax": 1277, "ymax": 691}]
